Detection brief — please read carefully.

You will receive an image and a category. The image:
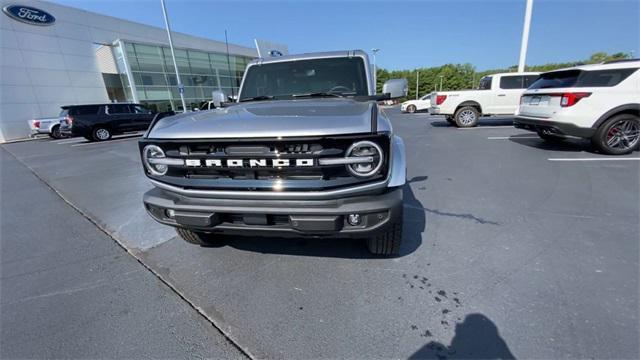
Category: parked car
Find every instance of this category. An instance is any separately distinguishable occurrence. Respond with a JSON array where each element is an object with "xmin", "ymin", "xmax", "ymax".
[
  {"xmin": 430, "ymin": 72, "xmax": 540, "ymax": 127},
  {"xmin": 514, "ymin": 59, "xmax": 639, "ymax": 155},
  {"xmin": 59, "ymin": 103, "xmax": 156, "ymax": 141},
  {"xmin": 139, "ymin": 50, "xmax": 408, "ymax": 255},
  {"xmin": 401, "ymin": 93, "xmax": 433, "ymax": 113},
  {"xmin": 28, "ymin": 114, "xmax": 65, "ymax": 139}
]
